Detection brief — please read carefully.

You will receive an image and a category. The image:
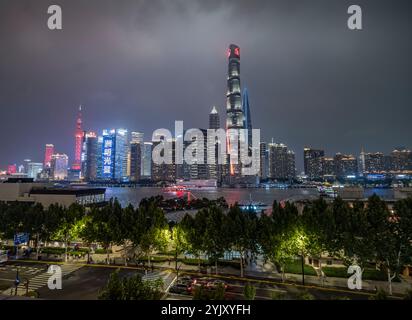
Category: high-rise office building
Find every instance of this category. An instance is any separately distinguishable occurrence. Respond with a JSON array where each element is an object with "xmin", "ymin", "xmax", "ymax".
[
  {"xmin": 141, "ymin": 142, "xmax": 153, "ymax": 179},
  {"xmin": 44, "ymin": 144, "xmax": 54, "ymax": 168},
  {"xmin": 334, "ymin": 153, "xmax": 358, "ymax": 178},
  {"xmin": 72, "ymin": 106, "xmax": 84, "ymax": 171},
  {"xmin": 226, "ymin": 44, "xmax": 244, "ymax": 178},
  {"xmin": 84, "ymin": 131, "xmax": 98, "ymax": 182},
  {"xmin": 304, "ymin": 148, "xmax": 325, "ymax": 179},
  {"xmin": 101, "ymin": 129, "xmax": 129, "ymax": 181},
  {"xmin": 259, "ymin": 142, "xmax": 269, "ymax": 180},
  {"xmin": 242, "ymin": 88, "xmax": 252, "ymax": 148},
  {"xmin": 27, "ymin": 162, "xmax": 43, "ymax": 180},
  {"xmin": 130, "ymin": 142, "xmax": 142, "ymax": 182},
  {"xmin": 390, "ymin": 147, "xmax": 412, "ymax": 172},
  {"xmin": 268, "ymin": 142, "xmax": 296, "ymax": 180},
  {"xmin": 7, "ymin": 164, "xmax": 17, "ymax": 175},
  {"xmin": 208, "ymin": 106, "xmax": 221, "ymax": 181},
  {"xmin": 321, "ymin": 157, "xmax": 335, "ymax": 177},
  {"xmin": 209, "ymin": 106, "xmax": 220, "ymax": 130},
  {"xmin": 96, "ymin": 136, "xmax": 103, "ymax": 180},
  {"xmin": 363, "ymin": 152, "xmax": 385, "ymax": 174},
  {"xmin": 131, "ymin": 132, "xmax": 144, "ymax": 145},
  {"xmin": 51, "ymin": 153, "xmax": 69, "ymax": 180},
  {"xmin": 23, "ymin": 159, "xmax": 31, "ymax": 174},
  {"xmin": 130, "ymin": 131, "xmax": 144, "ymax": 178},
  {"xmin": 183, "ymin": 129, "xmax": 208, "ymax": 180},
  {"xmin": 151, "ymin": 135, "xmax": 176, "ymax": 183}
]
